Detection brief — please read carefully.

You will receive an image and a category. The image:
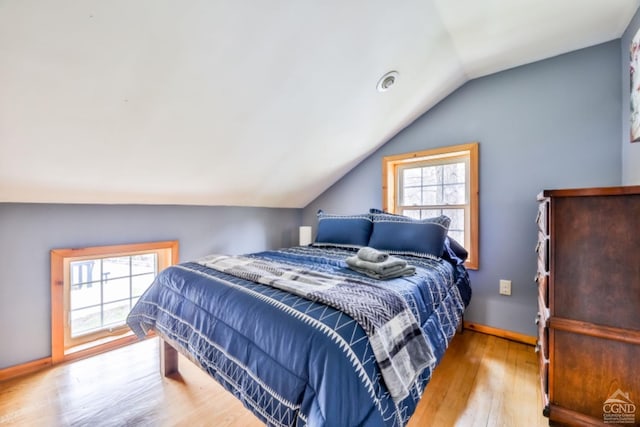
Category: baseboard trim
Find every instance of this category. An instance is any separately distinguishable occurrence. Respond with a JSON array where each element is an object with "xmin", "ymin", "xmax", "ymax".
[
  {"xmin": 0, "ymin": 357, "xmax": 52, "ymax": 382},
  {"xmin": 464, "ymin": 321, "xmax": 537, "ymax": 346}
]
